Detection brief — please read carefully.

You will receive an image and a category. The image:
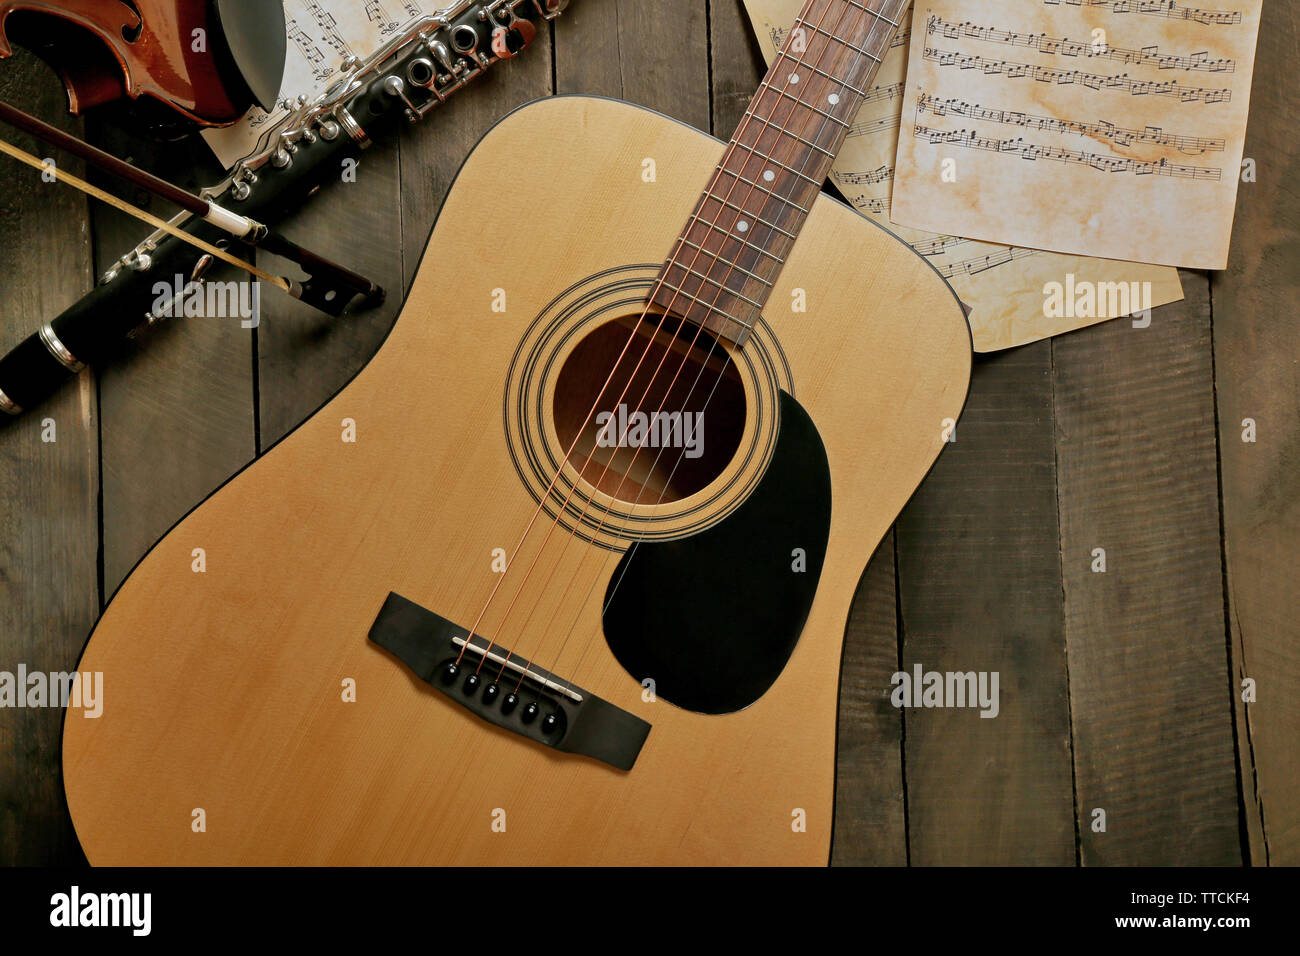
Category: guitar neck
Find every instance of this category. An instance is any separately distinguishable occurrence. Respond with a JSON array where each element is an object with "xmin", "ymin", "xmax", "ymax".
[{"xmin": 652, "ymin": 0, "xmax": 908, "ymax": 345}]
